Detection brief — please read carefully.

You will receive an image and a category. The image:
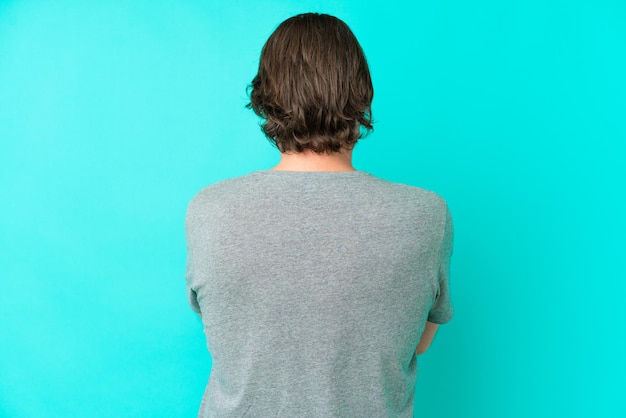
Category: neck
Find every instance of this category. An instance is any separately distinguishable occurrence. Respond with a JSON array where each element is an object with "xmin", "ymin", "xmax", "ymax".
[{"xmin": 271, "ymin": 149, "xmax": 355, "ymax": 172}]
